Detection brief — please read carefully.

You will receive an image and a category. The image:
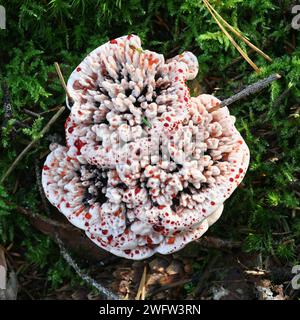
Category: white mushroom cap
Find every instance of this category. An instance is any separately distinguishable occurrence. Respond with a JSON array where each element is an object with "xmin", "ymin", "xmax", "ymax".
[{"xmin": 42, "ymin": 35, "xmax": 250, "ymax": 260}]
